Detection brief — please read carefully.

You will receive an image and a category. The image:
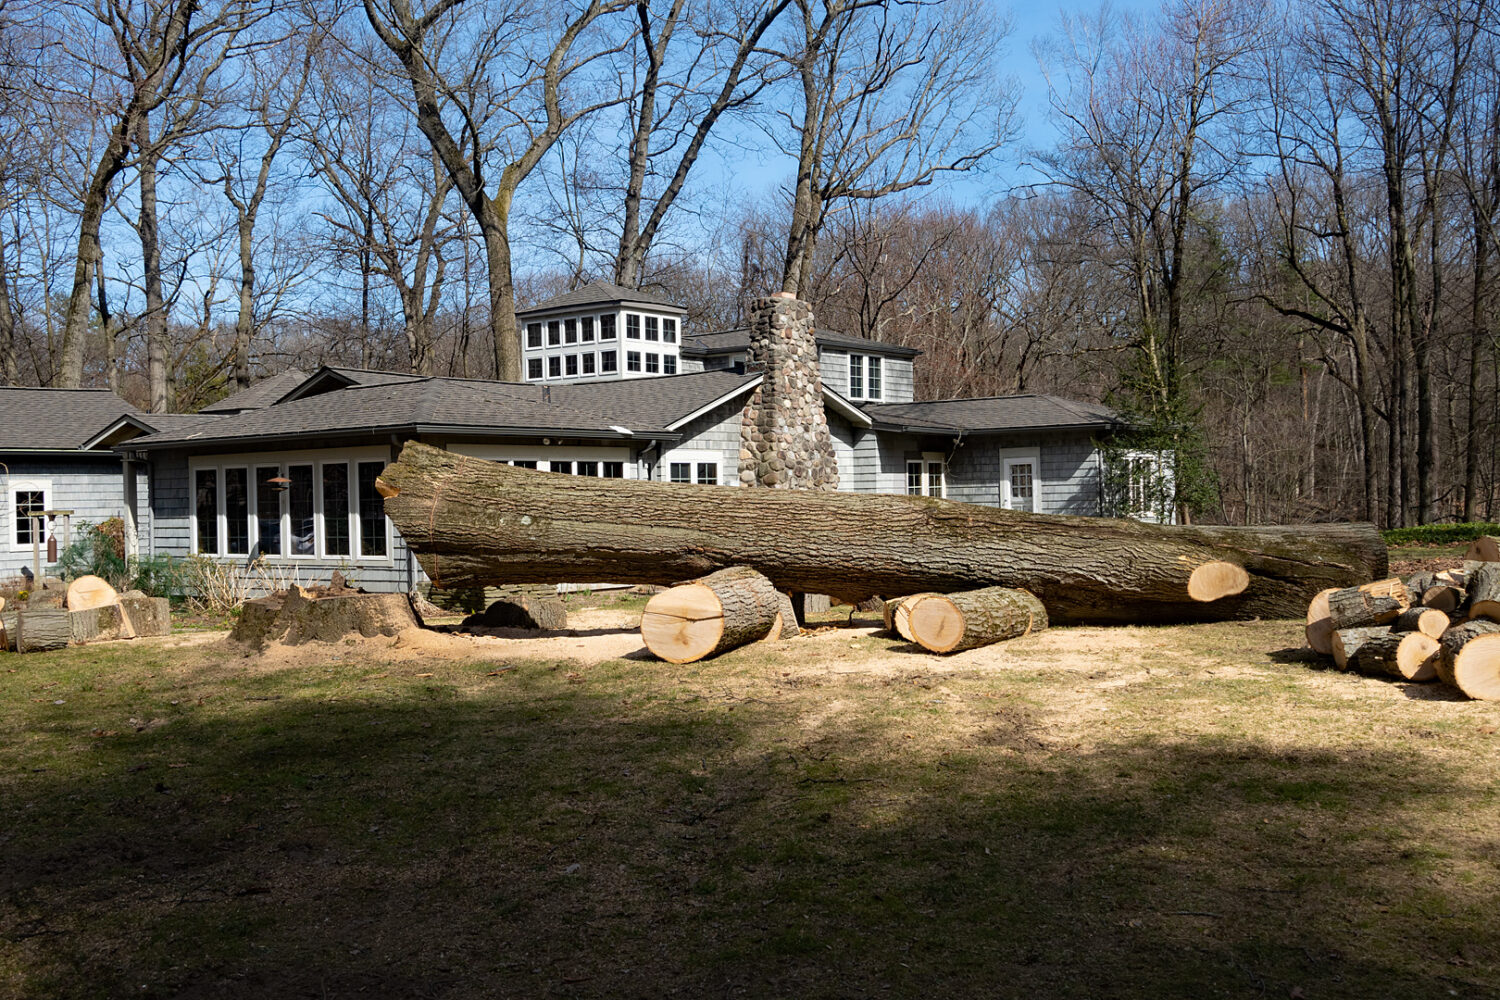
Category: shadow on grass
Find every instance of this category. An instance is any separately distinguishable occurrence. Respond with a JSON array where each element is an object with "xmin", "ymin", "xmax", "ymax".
[{"xmin": 3, "ymin": 664, "xmax": 1497, "ymax": 1000}]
